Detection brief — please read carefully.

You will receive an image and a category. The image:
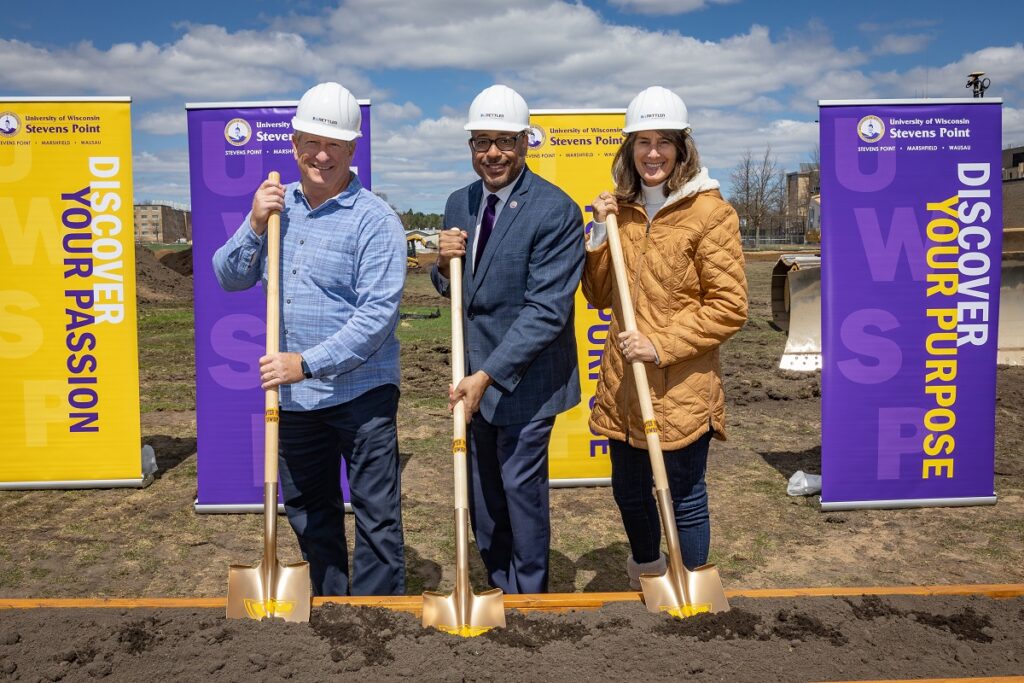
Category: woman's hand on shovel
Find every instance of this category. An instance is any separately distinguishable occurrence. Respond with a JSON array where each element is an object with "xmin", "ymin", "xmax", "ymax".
[
  {"xmin": 617, "ymin": 330, "xmax": 659, "ymax": 365},
  {"xmin": 259, "ymin": 352, "xmax": 305, "ymax": 389}
]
